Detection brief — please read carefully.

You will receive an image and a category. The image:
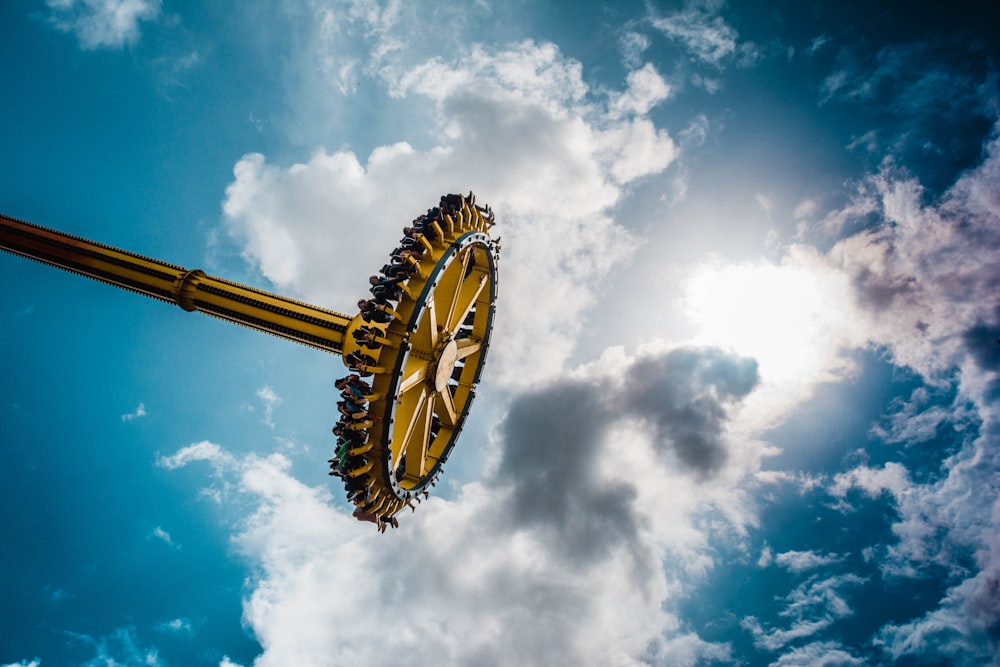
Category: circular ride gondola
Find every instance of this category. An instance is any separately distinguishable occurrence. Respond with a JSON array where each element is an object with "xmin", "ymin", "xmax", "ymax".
[{"xmin": 327, "ymin": 193, "xmax": 499, "ymax": 530}]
